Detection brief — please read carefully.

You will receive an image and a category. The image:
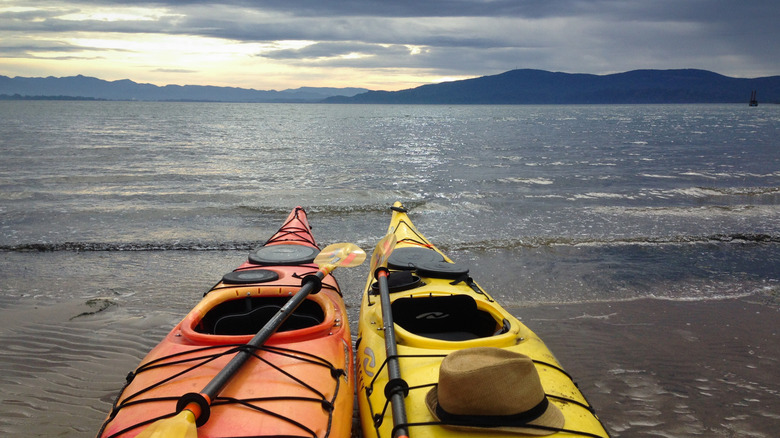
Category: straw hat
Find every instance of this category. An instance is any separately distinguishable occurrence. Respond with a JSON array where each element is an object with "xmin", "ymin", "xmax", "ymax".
[{"xmin": 426, "ymin": 347, "xmax": 564, "ymax": 435}]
